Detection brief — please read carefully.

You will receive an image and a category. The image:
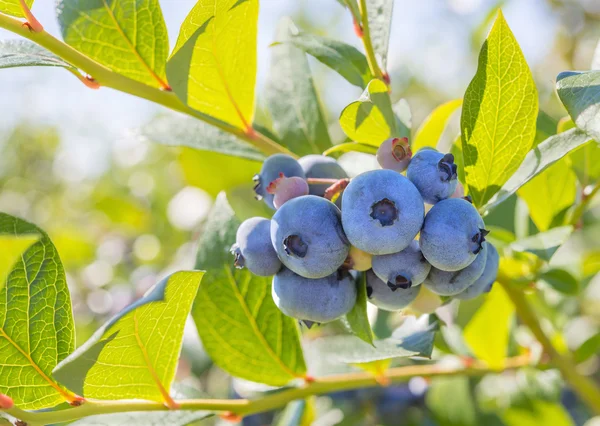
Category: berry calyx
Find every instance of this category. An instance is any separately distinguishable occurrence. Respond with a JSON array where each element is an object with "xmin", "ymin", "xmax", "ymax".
[
  {"xmin": 437, "ymin": 153, "xmax": 458, "ymax": 182},
  {"xmin": 230, "ymin": 244, "xmax": 245, "ymax": 269},
  {"xmin": 471, "ymin": 228, "xmax": 490, "ymax": 254},
  {"xmin": 391, "ymin": 137, "xmax": 411, "ymax": 162},
  {"xmin": 370, "ymin": 198, "xmax": 398, "ymax": 226},
  {"xmin": 387, "ymin": 275, "xmax": 412, "ymax": 291},
  {"xmin": 283, "ymin": 234, "xmax": 308, "ymax": 258}
]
